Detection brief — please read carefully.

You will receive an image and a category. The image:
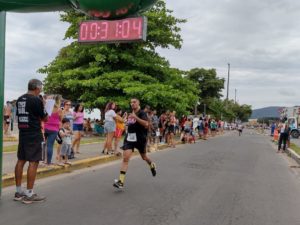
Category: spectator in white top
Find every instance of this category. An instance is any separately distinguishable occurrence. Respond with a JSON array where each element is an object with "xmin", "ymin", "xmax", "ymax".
[{"xmin": 102, "ymin": 102, "xmax": 117, "ymax": 155}]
